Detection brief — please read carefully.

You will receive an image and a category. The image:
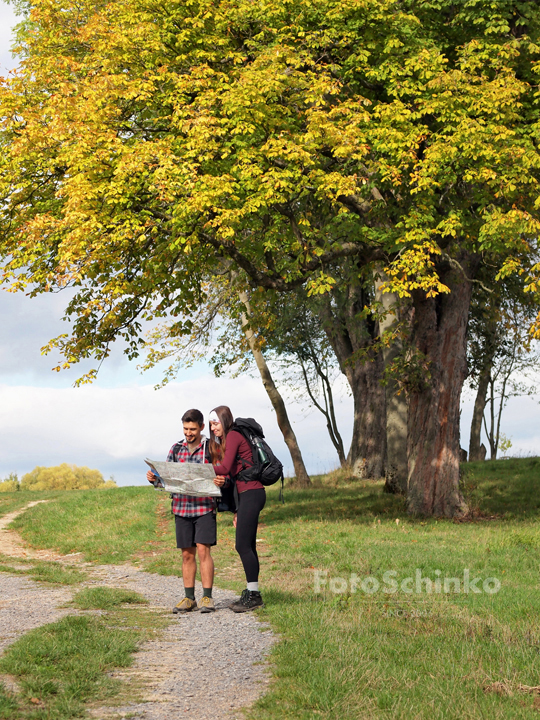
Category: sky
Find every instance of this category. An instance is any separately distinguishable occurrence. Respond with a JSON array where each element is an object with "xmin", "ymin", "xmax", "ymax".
[{"xmin": 0, "ymin": 3, "xmax": 538, "ymax": 486}]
